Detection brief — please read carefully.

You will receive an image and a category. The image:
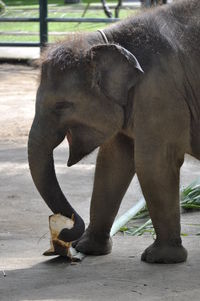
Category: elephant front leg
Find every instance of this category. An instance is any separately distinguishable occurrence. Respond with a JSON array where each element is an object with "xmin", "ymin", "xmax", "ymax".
[
  {"xmin": 135, "ymin": 143, "xmax": 187, "ymax": 263},
  {"xmin": 73, "ymin": 133, "xmax": 135, "ymax": 255}
]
